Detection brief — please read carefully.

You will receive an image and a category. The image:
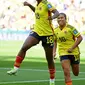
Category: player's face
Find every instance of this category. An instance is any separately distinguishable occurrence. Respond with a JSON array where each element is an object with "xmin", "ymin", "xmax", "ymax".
[{"xmin": 57, "ymin": 14, "xmax": 66, "ymax": 26}]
